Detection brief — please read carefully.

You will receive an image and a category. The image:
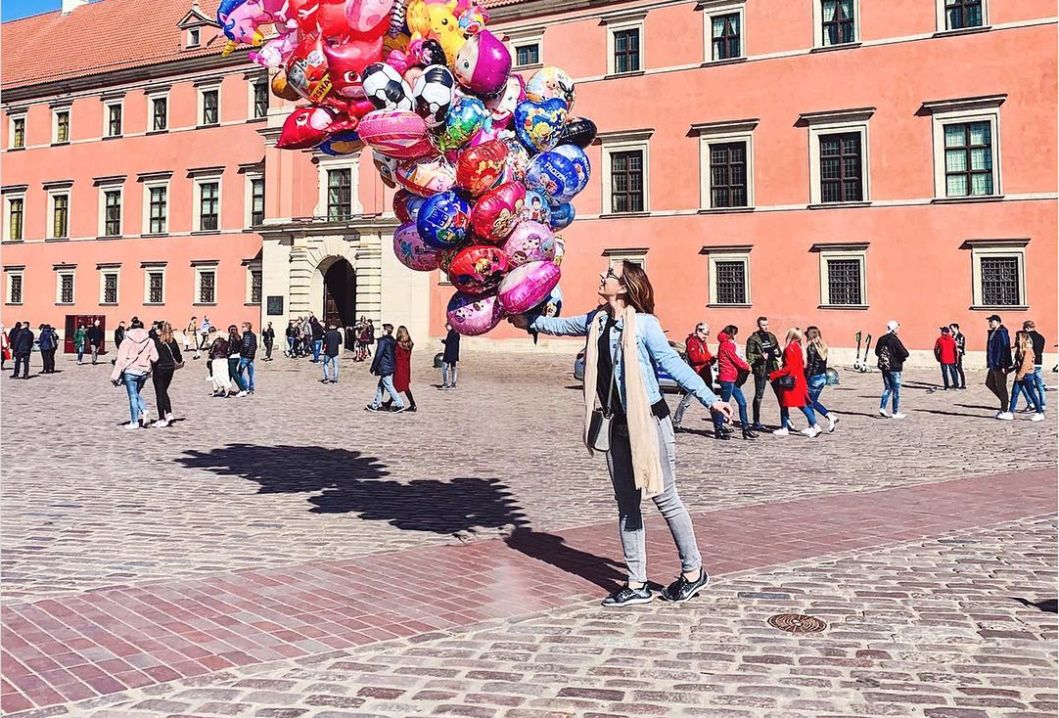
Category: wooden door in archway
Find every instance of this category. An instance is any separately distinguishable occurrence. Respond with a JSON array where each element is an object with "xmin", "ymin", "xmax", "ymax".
[{"xmin": 322, "ymin": 259, "xmax": 356, "ymax": 329}]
